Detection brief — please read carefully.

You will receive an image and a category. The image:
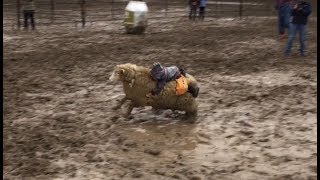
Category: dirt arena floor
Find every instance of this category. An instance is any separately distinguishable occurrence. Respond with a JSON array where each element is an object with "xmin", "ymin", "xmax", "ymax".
[{"xmin": 3, "ymin": 16, "xmax": 317, "ymax": 180}]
